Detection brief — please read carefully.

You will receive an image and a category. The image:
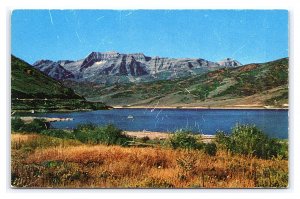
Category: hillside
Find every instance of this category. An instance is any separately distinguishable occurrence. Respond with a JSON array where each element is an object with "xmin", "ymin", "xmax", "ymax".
[
  {"xmin": 11, "ymin": 55, "xmax": 81, "ymax": 99},
  {"xmin": 63, "ymin": 58, "xmax": 288, "ymax": 108},
  {"xmin": 11, "ymin": 55, "xmax": 108, "ymax": 111}
]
